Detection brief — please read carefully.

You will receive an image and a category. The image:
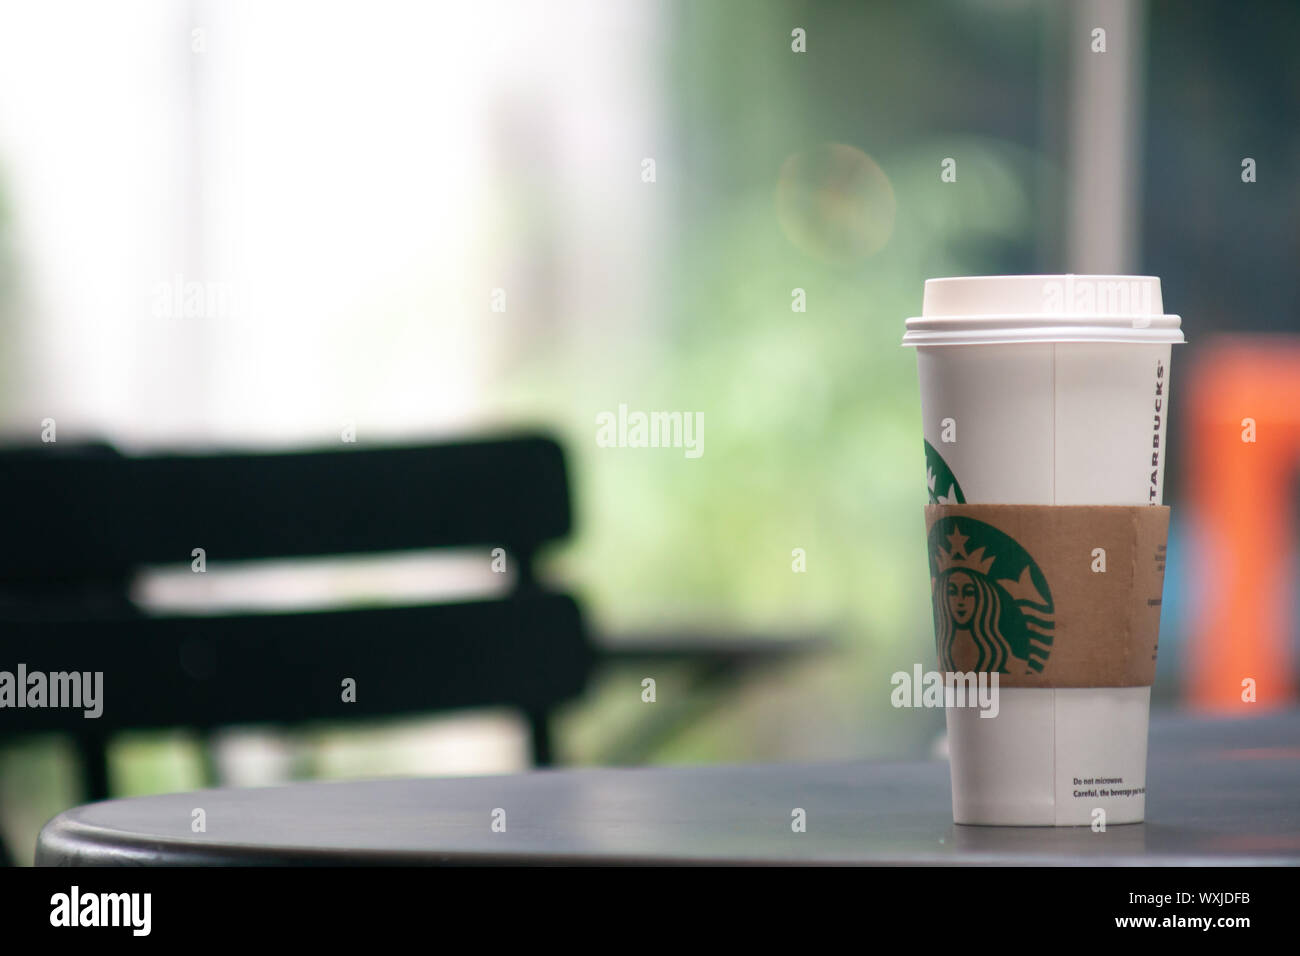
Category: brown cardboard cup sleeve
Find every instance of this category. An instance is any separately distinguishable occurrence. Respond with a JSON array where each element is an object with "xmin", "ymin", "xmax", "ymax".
[{"xmin": 924, "ymin": 504, "xmax": 1170, "ymax": 688}]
